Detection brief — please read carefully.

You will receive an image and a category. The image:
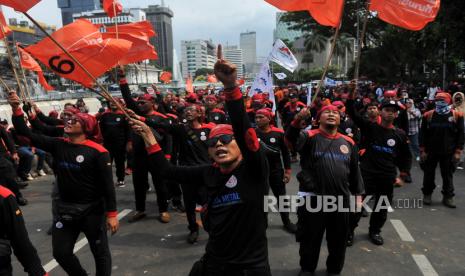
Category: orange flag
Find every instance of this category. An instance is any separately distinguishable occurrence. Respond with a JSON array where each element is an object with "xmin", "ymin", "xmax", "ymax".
[
  {"xmin": 160, "ymin": 71, "xmax": 172, "ymax": 84},
  {"xmin": 102, "ymin": 21, "xmax": 158, "ymax": 65},
  {"xmin": 25, "ymin": 19, "xmax": 132, "ymax": 88},
  {"xmin": 0, "ymin": 11, "xmax": 12, "ymax": 39},
  {"xmin": 103, "ymin": 0, "xmax": 123, "ymax": 18},
  {"xmin": 265, "ymin": 0, "xmax": 344, "ymax": 28},
  {"xmin": 238, "ymin": 78, "xmax": 246, "ymax": 86},
  {"xmin": 17, "ymin": 44, "xmax": 54, "ymax": 91},
  {"xmin": 0, "ymin": 0, "xmax": 40, "ymax": 12},
  {"xmin": 186, "ymin": 75, "xmax": 194, "ymax": 93},
  {"xmin": 207, "ymin": 74, "xmax": 218, "ymax": 83},
  {"xmin": 369, "ymin": 0, "xmax": 440, "ymax": 31}
]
